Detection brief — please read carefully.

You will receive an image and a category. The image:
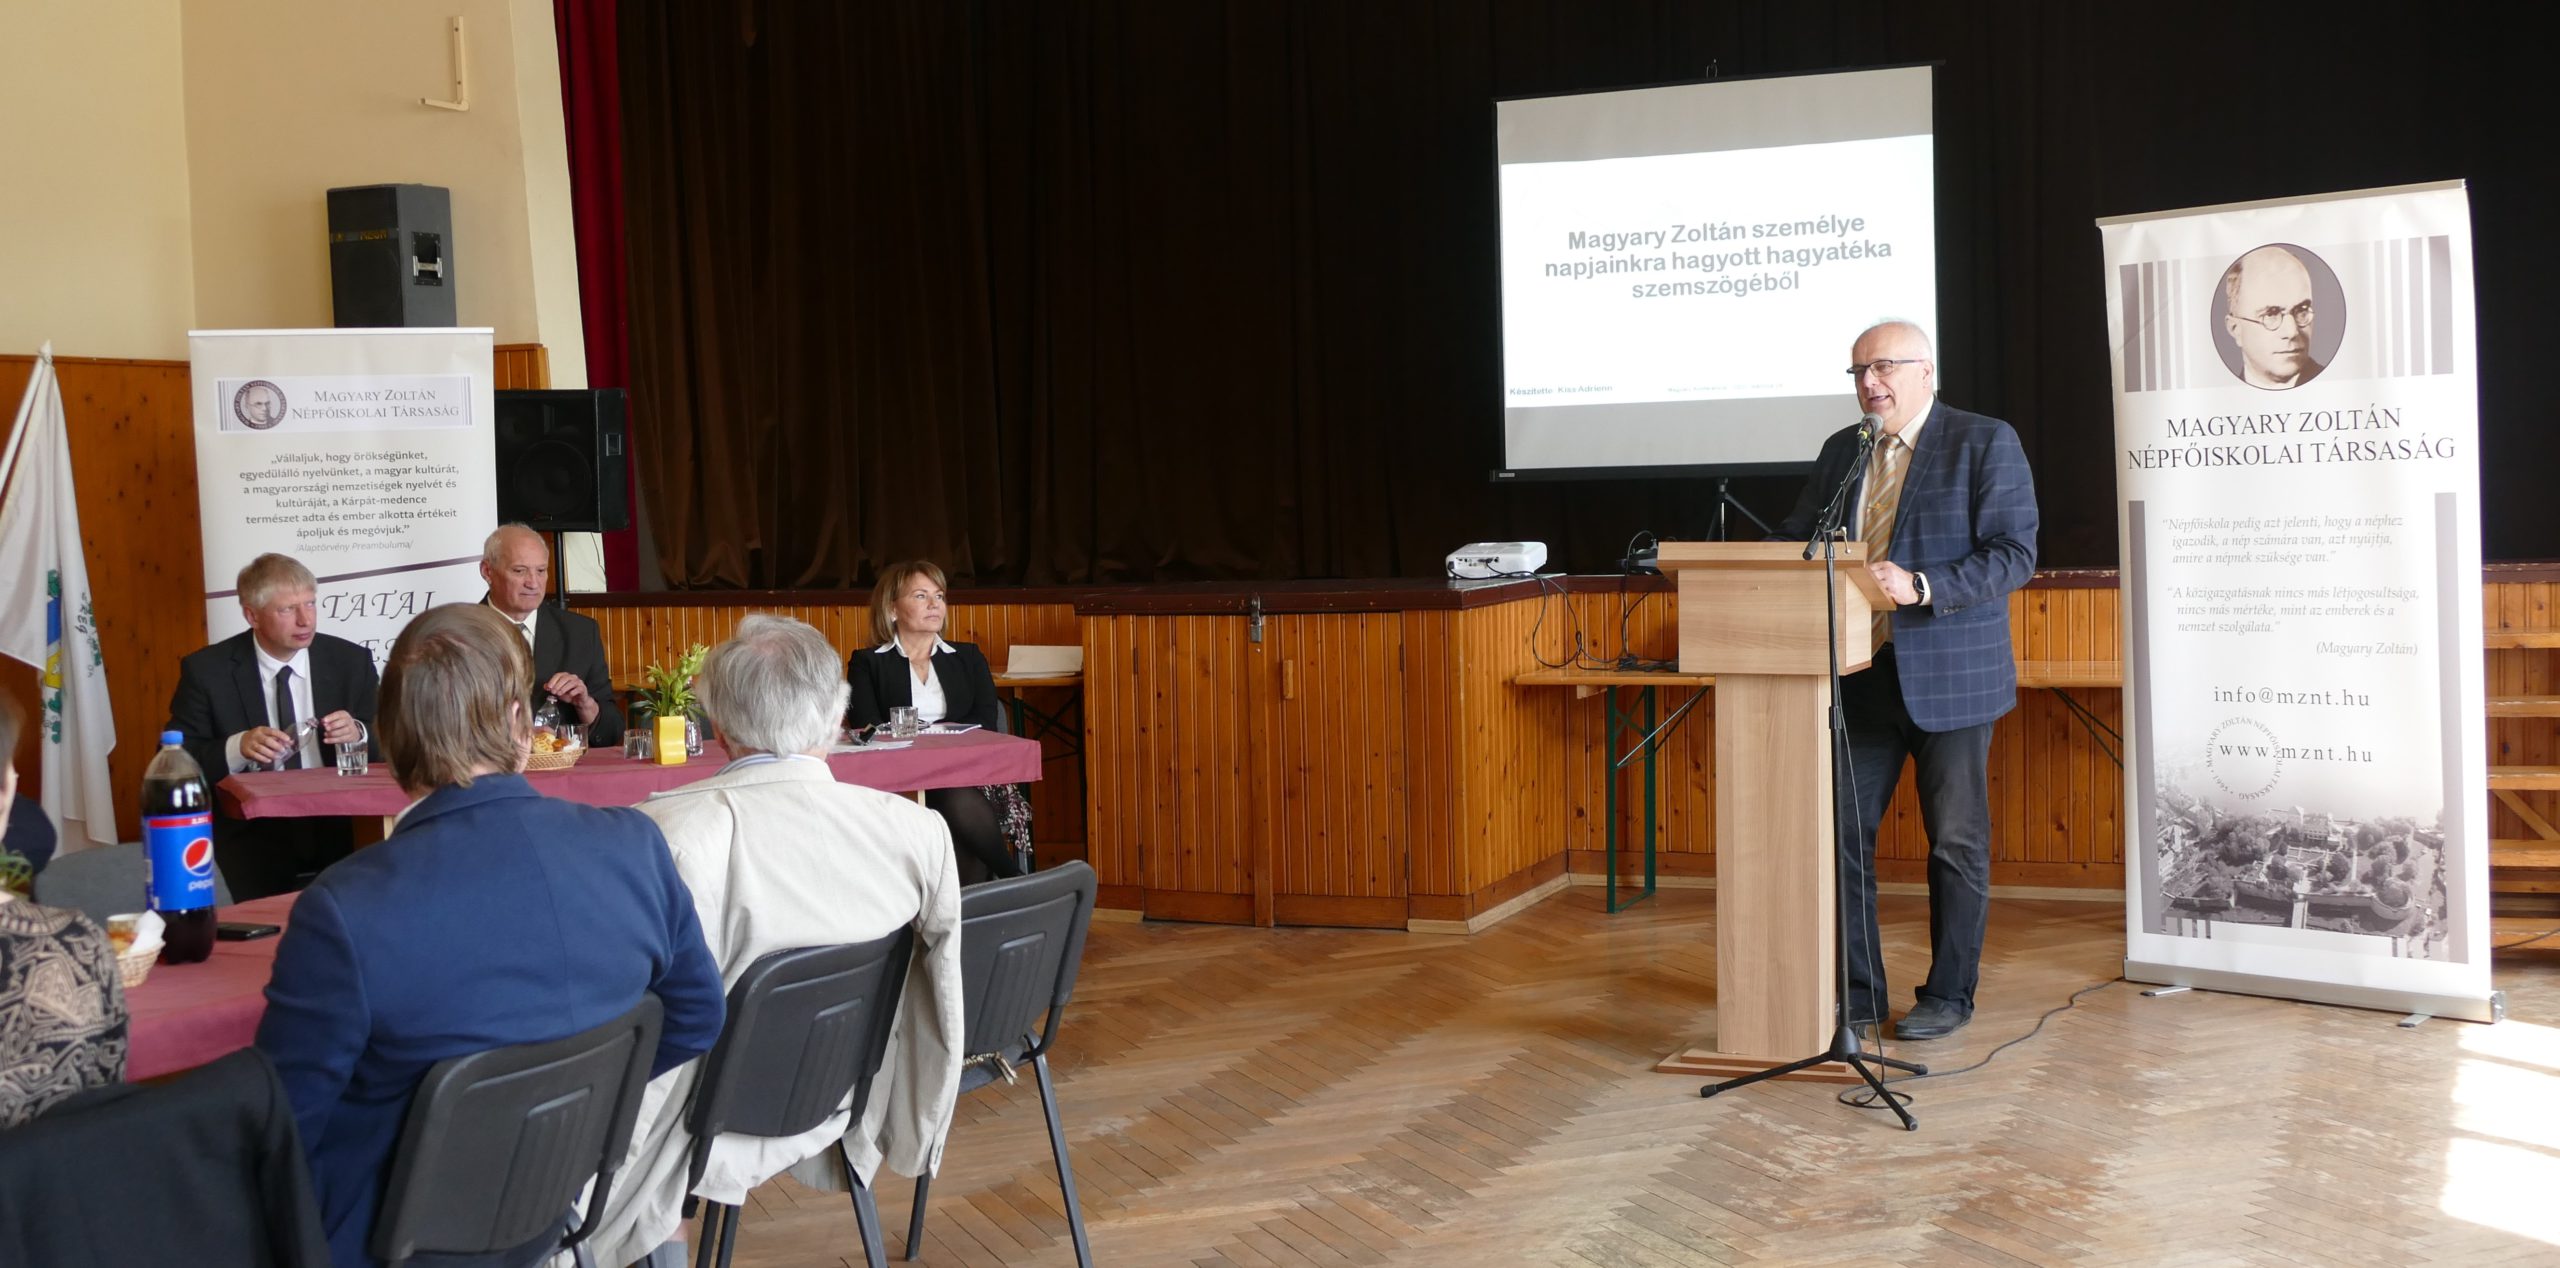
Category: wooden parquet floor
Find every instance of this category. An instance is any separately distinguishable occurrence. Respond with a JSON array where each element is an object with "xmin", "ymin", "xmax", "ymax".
[{"xmin": 713, "ymin": 891, "xmax": 2560, "ymax": 1267}]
